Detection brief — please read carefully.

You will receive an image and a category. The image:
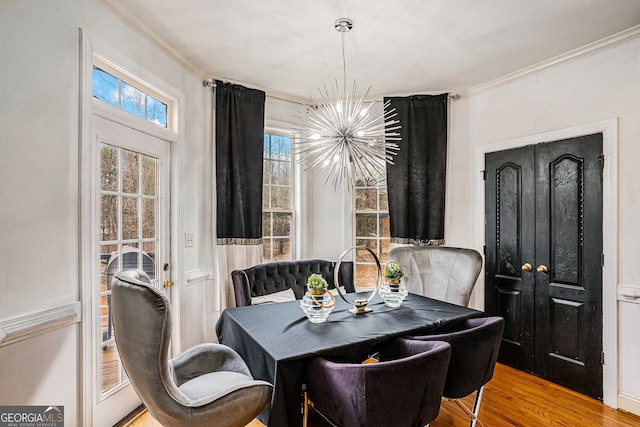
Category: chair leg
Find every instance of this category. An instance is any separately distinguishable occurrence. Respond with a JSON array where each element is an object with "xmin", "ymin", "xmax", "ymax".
[
  {"xmin": 448, "ymin": 386, "xmax": 486, "ymax": 427},
  {"xmin": 303, "ymin": 388, "xmax": 308, "ymax": 427},
  {"xmin": 469, "ymin": 386, "xmax": 485, "ymax": 427}
]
